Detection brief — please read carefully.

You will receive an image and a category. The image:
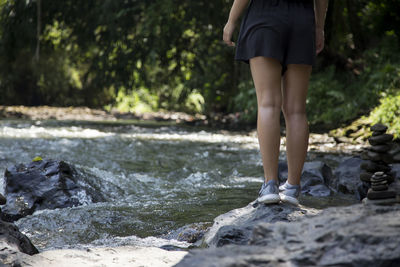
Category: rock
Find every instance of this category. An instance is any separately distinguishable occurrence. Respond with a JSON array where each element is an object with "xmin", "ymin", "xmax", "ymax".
[
  {"xmin": 367, "ymin": 150, "xmax": 385, "ymax": 161},
  {"xmin": 0, "ymin": 193, "xmax": 6, "ymax": 205},
  {"xmin": 1, "ymin": 159, "xmax": 104, "ymax": 222},
  {"xmin": 371, "ymin": 180, "xmax": 387, "ymax": 186},
  {"xmin": 163, "ymin": 222, "xmax": 211, "ymax": 244},
  {"xmin": 372, "ymin": 130, "xmax": 387, "ymax": 136},
  {"xmin": 13, "ymin": 246, "xmax": 188, "ymax": 267},
  {"xmin": 368, "ymin": 134, "xmax": 394, "ymax": 146},
  {"xmin": 0, "ymin": 219, "xmax": 38, "ymax": 266},
  {"xmin": 361, "ymin": 161, "xmax": 391, "ymax": 173},
  {"xmin": 360, "ymin": 171, "xmax": 373, "ymax": 182},
  {"xmin": 371, "ymin": 123, "xmax": 388, "ymax": 132},
  {"xmin": 389, "ymin": 143, "xmax": 400, "ymax": 163},
  {"xmin": 175, "ymin": 204, "xmax": 400, "ymax": 267},
  {"xmin": 331, "ymin": 156, "xmax": 366, "ymax": 199},
  {"xmin": 373, "ymin": 171, "xmax": 385, "ymax": 176},
  {"xmin": 391, "ymin": 163, "xmax": 400, "ymax": 180},
  {"xmin": 382, "ymin": 153, "xmax": 394, "ymax": 164},
  {"xmin": 363, "ymin": 197, "xmax": 399, "ymax": 205},
  {"xmin": 360, "ymin": 151, "xmax": 369, "ymax": 160},
  {"xmin": 367, "ymin": 189, "xmax": 396, "ymax": 200},
  {"xmin": 199, "ymin": 201, "xmax": 319, "ymax": 248},
  {"xmin": 370, "ymin": 144, "xmax": 391, "ymax": 153},
  {"xmin": 278, "ymin": 161, "xmax": 332, "ymax": 197}
]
